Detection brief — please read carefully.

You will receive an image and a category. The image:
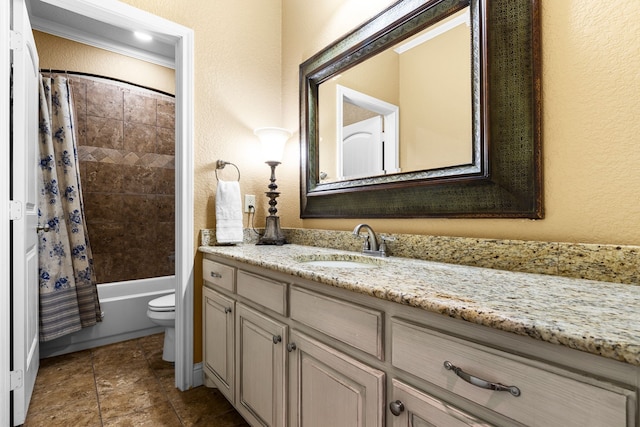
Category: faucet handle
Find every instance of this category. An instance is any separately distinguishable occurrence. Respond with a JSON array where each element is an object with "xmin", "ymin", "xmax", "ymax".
[
  {"xmin": 380, "ymin": 235, "xmax": 396, "ymax": 243},
  {"xmin": 379, "ymin": 235, "xmax": 395, "ymax": 256}
]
